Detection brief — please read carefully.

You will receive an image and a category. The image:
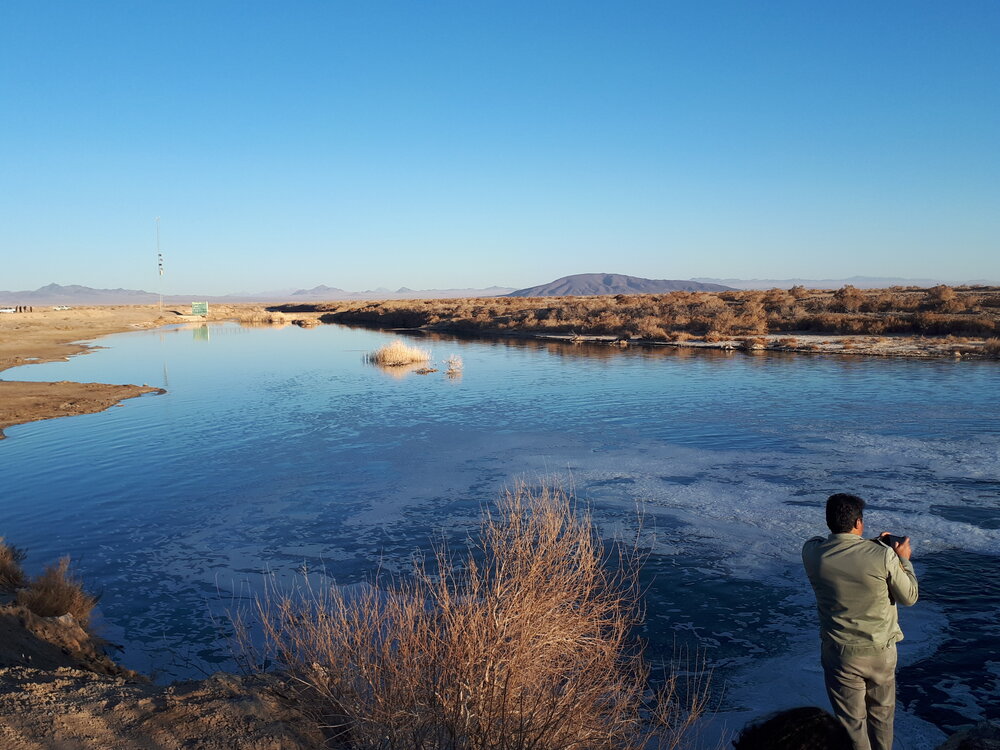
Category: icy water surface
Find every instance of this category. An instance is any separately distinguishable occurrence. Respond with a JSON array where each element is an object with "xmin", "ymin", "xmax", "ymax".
[{"xmin": 2, "ymin": 322, "xmax": 998, "ymax": 746}]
